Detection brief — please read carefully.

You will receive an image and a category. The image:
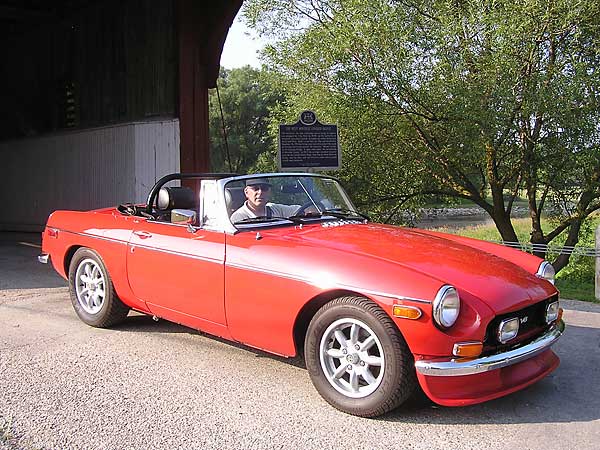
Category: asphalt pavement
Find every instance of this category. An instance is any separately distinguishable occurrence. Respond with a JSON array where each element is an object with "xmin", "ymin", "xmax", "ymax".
[{"xmin": 1, "ymin": 232, "xmax": 599, "ymax": 450}]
